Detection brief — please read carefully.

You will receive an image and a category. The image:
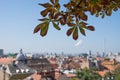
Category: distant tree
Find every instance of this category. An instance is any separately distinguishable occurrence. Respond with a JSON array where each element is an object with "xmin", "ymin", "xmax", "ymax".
[
  {"xmin": 76, "ymin": 70, "xmax": 83, "ymax": 79},
  {"xmin": 70, "ymin": 78, "xmax": 78, "ymax": 80},
  {"xmin": 76, "ymin": 69, "xmax": 101, "ymax": 80},
  {"xmin": 34, "ymin": 0, "xmax": 120, "ymax": 40},
  {"xmin": 113, "ymin": 66, "xmax": 120, "ymax": 80},
  {"xmin": 104, "ymin": 71, "xmax": 115, "ymax": 80},
  {"xmin": 90, "ymin": 66, "xmax": 100, "ymax": 71}
]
